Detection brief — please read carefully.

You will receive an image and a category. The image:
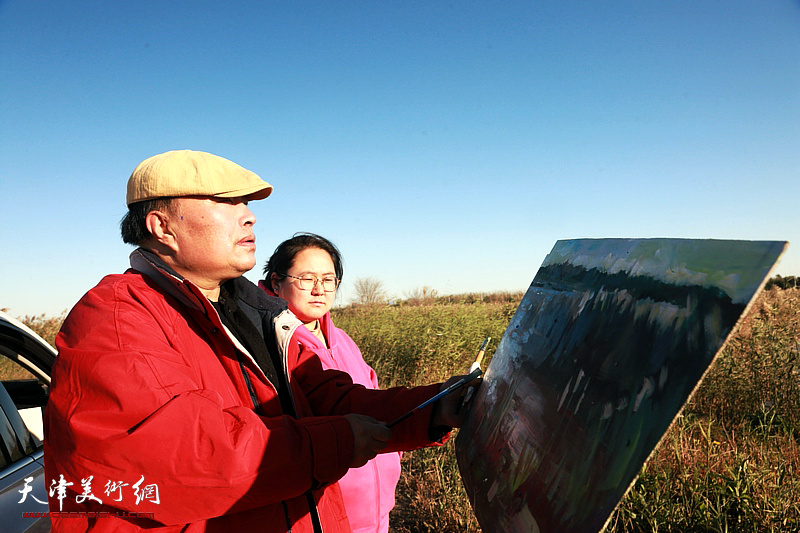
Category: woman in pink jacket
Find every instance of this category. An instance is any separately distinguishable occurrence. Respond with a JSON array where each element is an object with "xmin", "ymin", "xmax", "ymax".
[{"xmin": 261, "ymin": 233, "xmax": 402, "ymax": 533}]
